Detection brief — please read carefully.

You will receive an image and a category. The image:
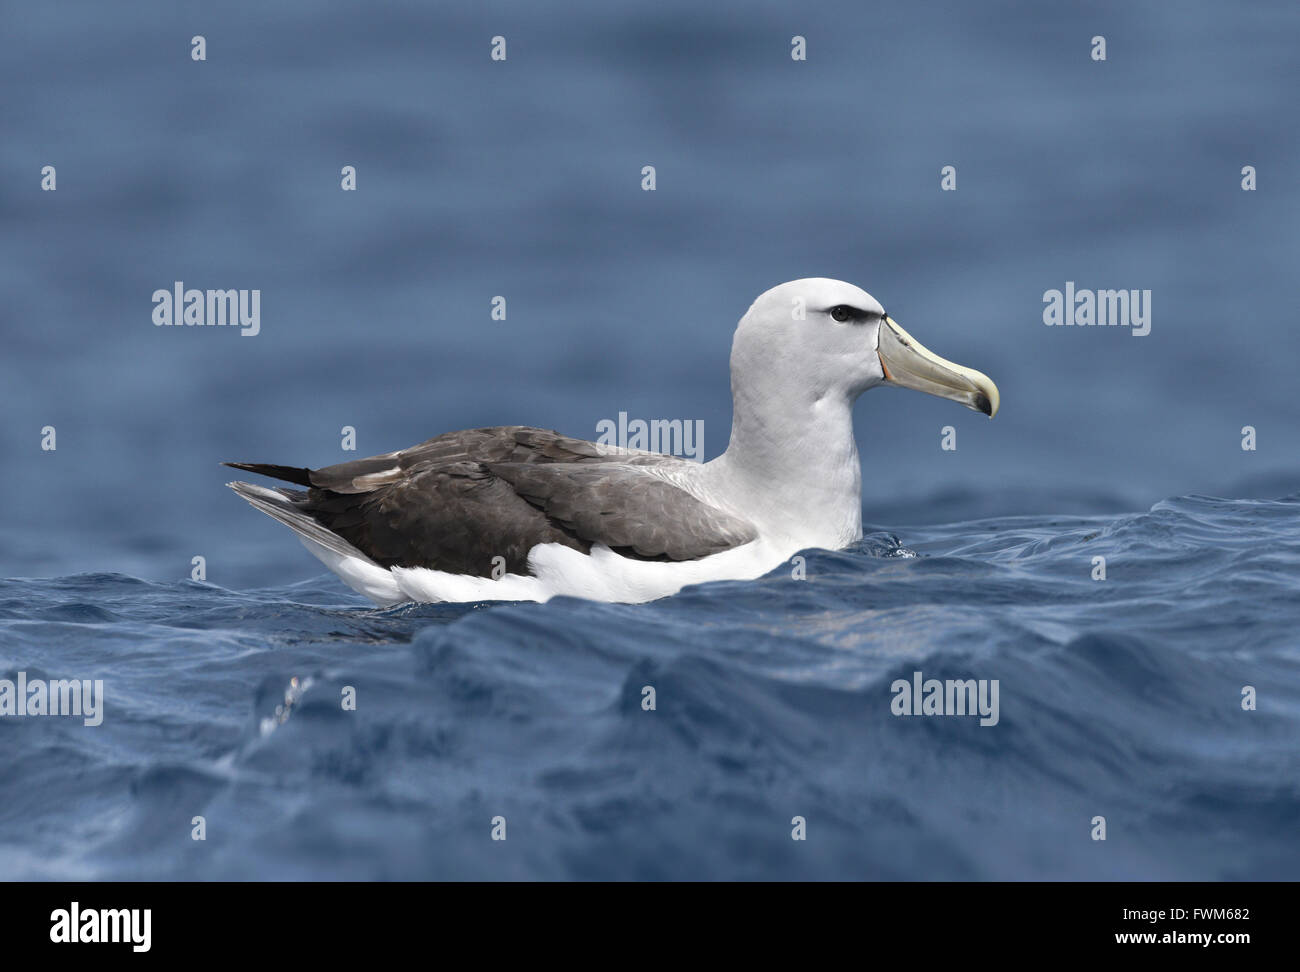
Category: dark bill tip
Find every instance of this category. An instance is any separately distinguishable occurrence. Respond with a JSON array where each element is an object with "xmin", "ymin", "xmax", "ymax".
[{"xmin": 973, "ymin": 392, "xmax": 993, "ymax": 417}]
